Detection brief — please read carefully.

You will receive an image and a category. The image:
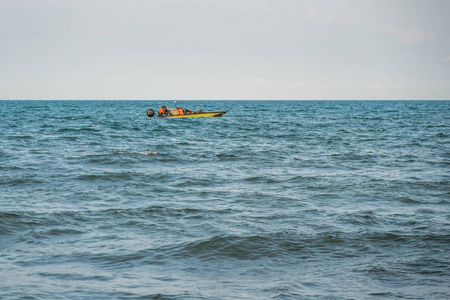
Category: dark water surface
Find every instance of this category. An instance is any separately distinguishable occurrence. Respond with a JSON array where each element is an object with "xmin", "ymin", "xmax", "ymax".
[{"xmin": 1, "ymin": 100, "xmax": 449, "ymax": 299}]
